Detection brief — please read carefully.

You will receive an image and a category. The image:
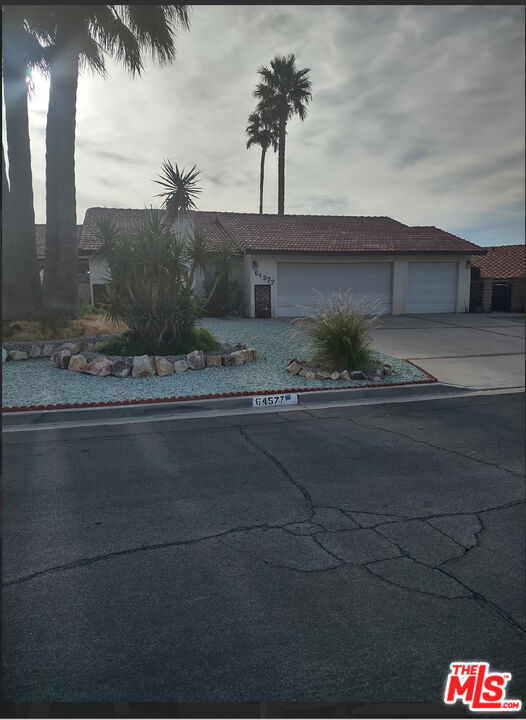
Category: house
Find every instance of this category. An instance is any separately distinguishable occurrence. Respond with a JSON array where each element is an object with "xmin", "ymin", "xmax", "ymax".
[
  {"xmin": 38, "ymin": 209, "xmax": 488, "ymax": 316},
  {"xmin": 470, "ymin": 245, "xmax": 525, "ymax": 313},
  {"xmin": 85, "ymin": 209, "xmax": 486, "ymax": 316},
  {"xmin": 36, "ymin": 224, "xmax": 90, "ymax": 304}
]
